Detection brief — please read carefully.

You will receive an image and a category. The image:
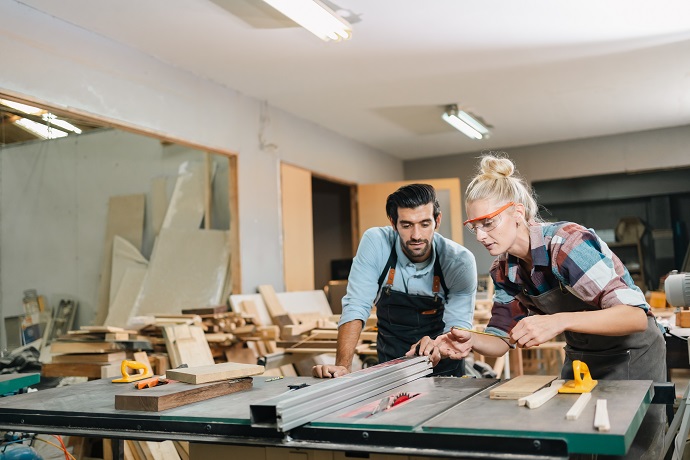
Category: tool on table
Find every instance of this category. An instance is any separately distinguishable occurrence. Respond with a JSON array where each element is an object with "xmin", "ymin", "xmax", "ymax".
[
  {"xmin": 367, "ymin": 395, "xmax": 394, "ymax": 417},
  {"xmin": 112, "ymin": 360, "xmax": 153, "ymax": 383},
  {"xmin": 450, "ymin": 326, "xmax": 515, "ymax": 348},
  {"xmin": 134, "ymin": 376, "xmax": 169, "ymax": 390},
  {"xmin": 558, "ymin": 360, "xmax": 598, "ymax": 393}
]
